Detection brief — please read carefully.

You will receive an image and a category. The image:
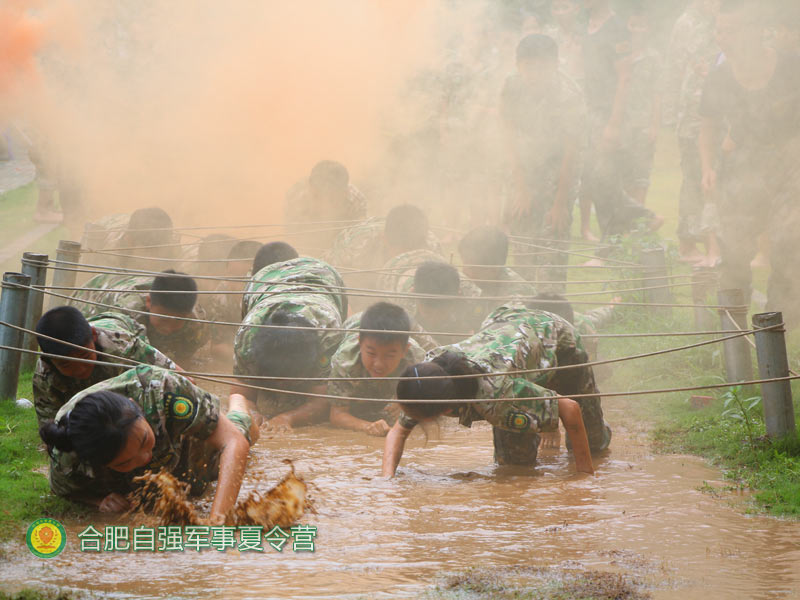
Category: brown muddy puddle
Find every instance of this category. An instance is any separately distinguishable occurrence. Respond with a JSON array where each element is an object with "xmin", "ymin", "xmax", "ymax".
[{"xmin": 2, "ymin": 398, "xmax": 800, "ymax": 599}]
